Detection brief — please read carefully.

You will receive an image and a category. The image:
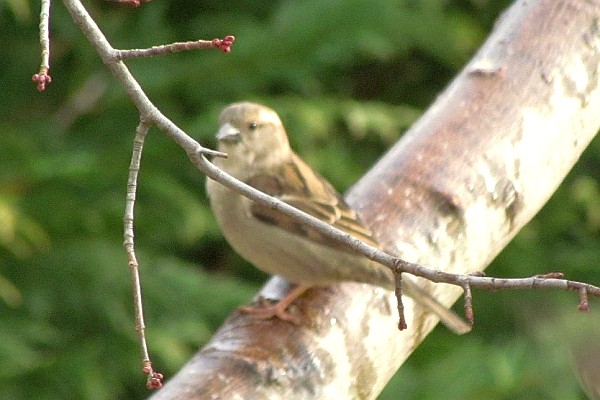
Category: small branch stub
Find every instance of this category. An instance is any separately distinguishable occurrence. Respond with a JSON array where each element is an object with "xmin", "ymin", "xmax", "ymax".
[
  {"xmin": 578, "ymin": 287, "xmax": 590, "ymax": 312},
  {"xmin": 394, "ymin": 273, "xmax": 407, "ymax": 331},
  {"xmin": 462, "ymin": 283, "xmax": 474, "ymax": 325}
]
